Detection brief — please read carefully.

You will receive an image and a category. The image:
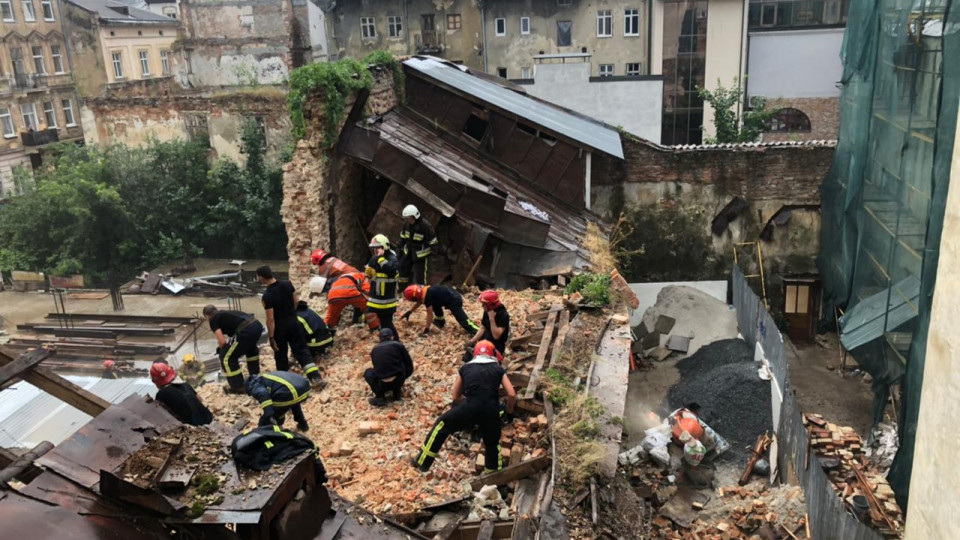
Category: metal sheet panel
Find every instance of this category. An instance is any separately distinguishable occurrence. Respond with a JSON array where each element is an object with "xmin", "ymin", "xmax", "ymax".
[
  {"xmin": 404, "ymin": 57, "xmax": 625, "ymax": 159},
  {"xmin": 839, "ymin": 275, "xmax": 921, "ymax": 350}
]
